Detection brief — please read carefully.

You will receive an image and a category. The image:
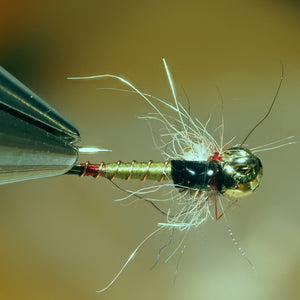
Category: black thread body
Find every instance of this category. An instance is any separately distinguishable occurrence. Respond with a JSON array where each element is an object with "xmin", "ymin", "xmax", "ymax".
[{"xmin": 171, "ymin": 160, "xmax": 223, "ymax": 192}]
